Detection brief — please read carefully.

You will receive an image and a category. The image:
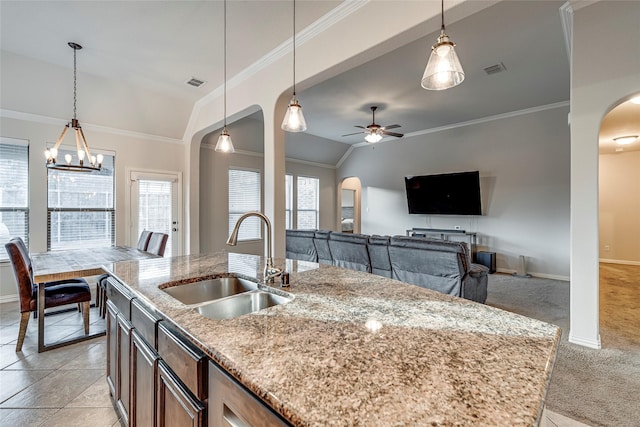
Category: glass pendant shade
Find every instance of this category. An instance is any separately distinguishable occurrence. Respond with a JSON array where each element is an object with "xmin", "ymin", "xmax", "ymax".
[
  {"xmin": 215, "ymin": 127, "xmax": 235, "ymax": 153},
  {"xmin": 421, "ymin": 31, "xmax": 465, "ymax": 90},
  {"xmin": 365, "ymin": 132, "xmax": 383, "ymax": 143},
  {"xmin": 281, "ymin": 95, "xmax": 307, "ymax": 132}
]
